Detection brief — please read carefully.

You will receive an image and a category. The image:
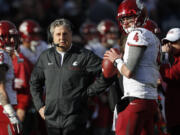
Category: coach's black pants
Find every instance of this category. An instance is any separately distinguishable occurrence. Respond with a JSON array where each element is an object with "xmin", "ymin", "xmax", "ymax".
[{"xmin": 46, "ymin": 124, "xmax": 87, "ymax": 135}]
